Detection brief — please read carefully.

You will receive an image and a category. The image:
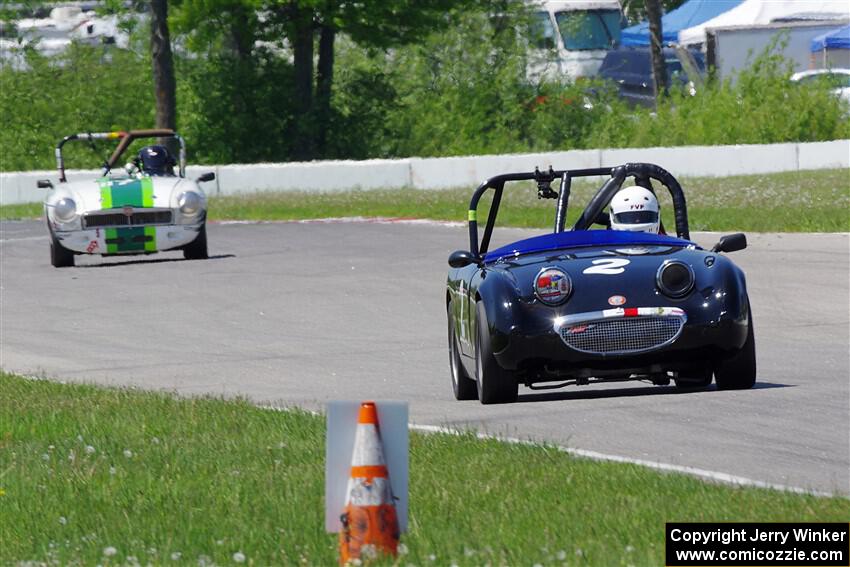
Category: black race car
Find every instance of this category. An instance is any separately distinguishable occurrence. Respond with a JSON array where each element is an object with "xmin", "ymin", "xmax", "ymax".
[{"xmin": 446, "ymin": 163, "xmax": 755, "ymax": 404}]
